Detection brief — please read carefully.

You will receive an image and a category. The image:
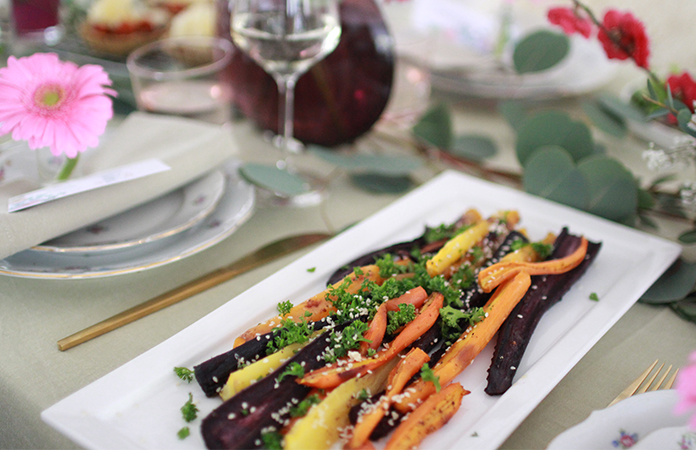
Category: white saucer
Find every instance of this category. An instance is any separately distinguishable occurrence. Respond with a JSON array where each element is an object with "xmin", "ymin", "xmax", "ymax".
[
  {"xmin": 31, "ymin": 169, "xmax": 226, "ymax": 255},
  {"xmin": 0, "ymin": 159, "xmax": 255, "ymax": 279},
  {"xmin": 547, "ymin": 390, "xmax": 689, "ymax": 449}
]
